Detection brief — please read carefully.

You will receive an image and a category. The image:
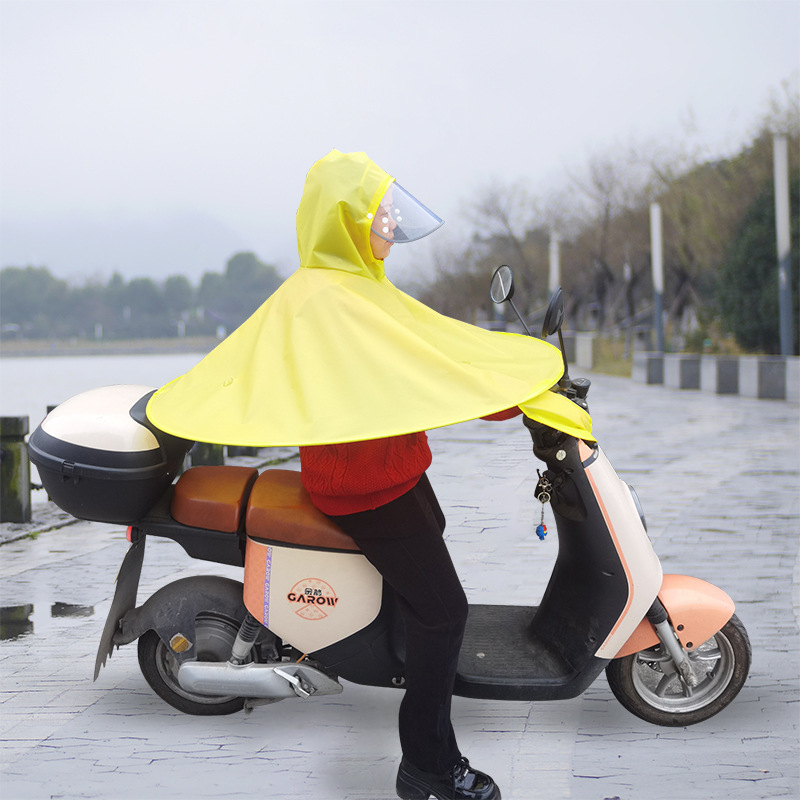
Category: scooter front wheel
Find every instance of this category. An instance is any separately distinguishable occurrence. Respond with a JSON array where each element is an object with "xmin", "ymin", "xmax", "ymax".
[
  {"xmin": 138, "ymin": 611, "xmax": 253, "ymax": 716},
  {"xmin": 605, "ymin": 614, "xmax": 751, "ymax": 727}
]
